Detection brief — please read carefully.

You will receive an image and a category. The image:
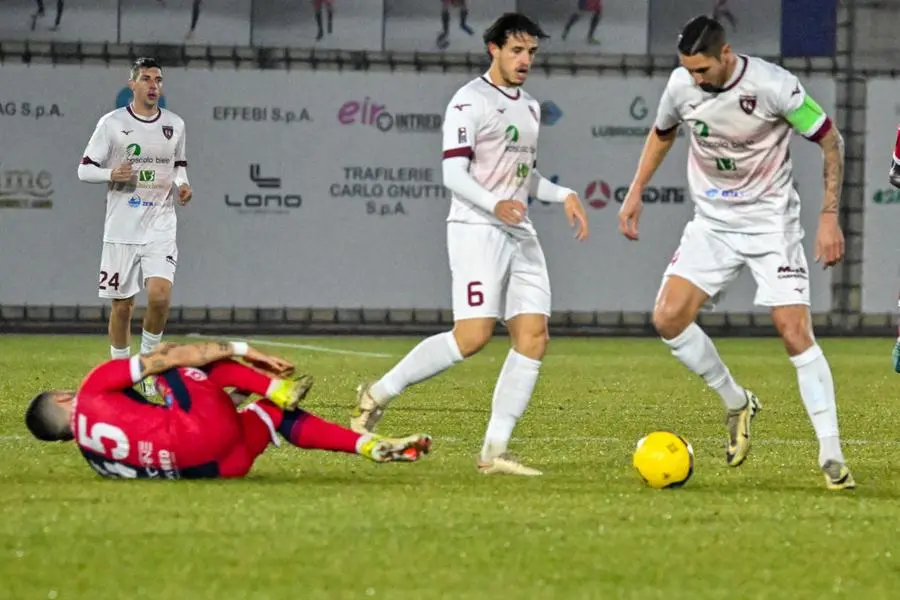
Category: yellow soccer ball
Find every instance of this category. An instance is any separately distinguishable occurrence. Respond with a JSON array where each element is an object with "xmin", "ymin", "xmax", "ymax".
[{"xmin": 632, "ymin": 431, "xmax": 694, "ymax": 489}]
